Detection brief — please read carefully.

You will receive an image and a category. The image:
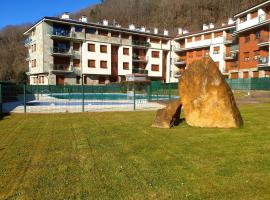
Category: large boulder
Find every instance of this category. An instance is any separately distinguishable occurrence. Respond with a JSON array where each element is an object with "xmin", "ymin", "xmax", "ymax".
[
  {"xmin": 152, "ymin": 99, "xmax": 182, "ymax": 129},
  {"xmin": 179, "ymin": 58, "xmax": 243, "ymax": 128}
]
